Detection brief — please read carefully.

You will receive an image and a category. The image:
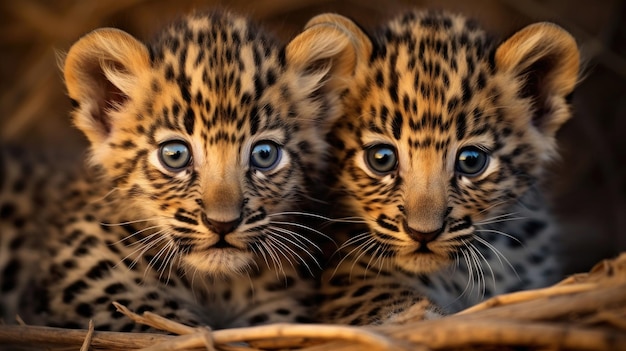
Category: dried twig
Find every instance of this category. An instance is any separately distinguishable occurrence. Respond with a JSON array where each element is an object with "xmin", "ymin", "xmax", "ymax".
[
  {"xmin": 1, "ymin": 253, "xmax": 625, "ymax": 351},
  {"xmin": 115, "ymin": 300, "xmax": 401, "ymax": 350},
  {"xmin": 79, "ymin": 320, "xmax": 95, "ymax": 351}
]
